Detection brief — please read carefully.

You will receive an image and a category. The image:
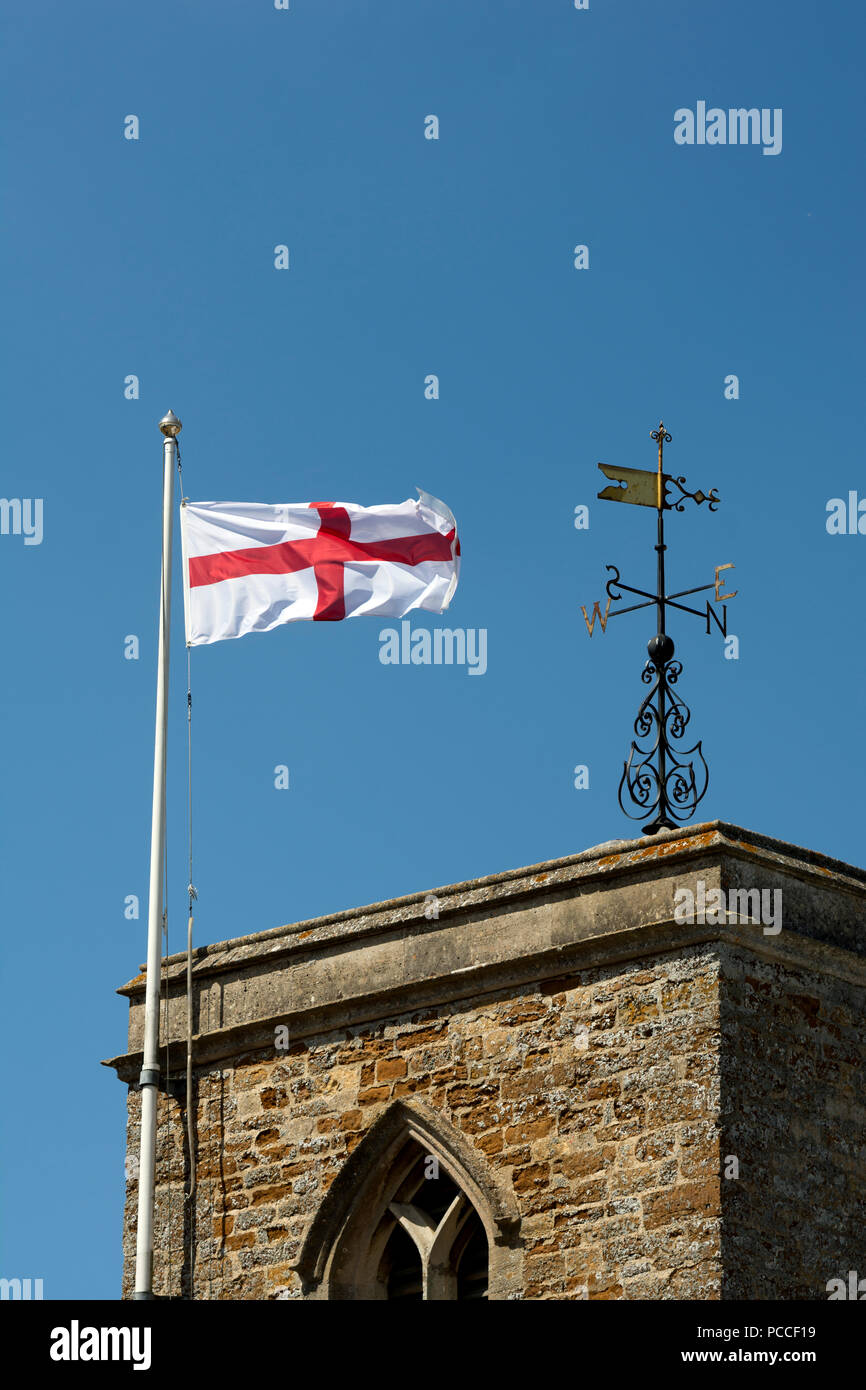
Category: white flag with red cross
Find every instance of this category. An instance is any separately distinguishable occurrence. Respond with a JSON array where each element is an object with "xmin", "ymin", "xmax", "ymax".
[{"xmin": 180, "ymin": 489, "xmax": 460, "ymax": 646}]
